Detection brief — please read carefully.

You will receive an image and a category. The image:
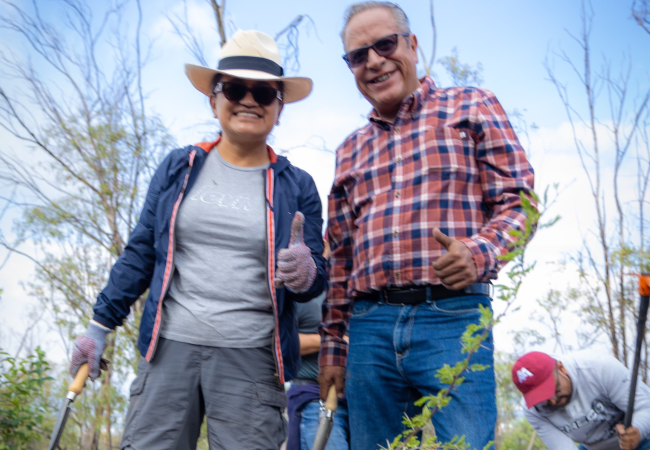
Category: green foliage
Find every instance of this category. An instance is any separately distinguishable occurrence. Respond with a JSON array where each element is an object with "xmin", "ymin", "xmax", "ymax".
[
  {"xmin": 498, "ymin": 418, "xmax": 546, "ymax": 450},
  {"xmin": 0, "ymin": 1, "xmax": 175, "ymax": 447},
  {"xmin": 0, "ymin": 347, "xmax": 53, "ymax": 450},
  {"xmin": 438, "ymin": 47, "xmax": 484, "ymax": 87},
  {"xmin": 493, "ymin": 352, "xmax": 521, "ymax": 444}
]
